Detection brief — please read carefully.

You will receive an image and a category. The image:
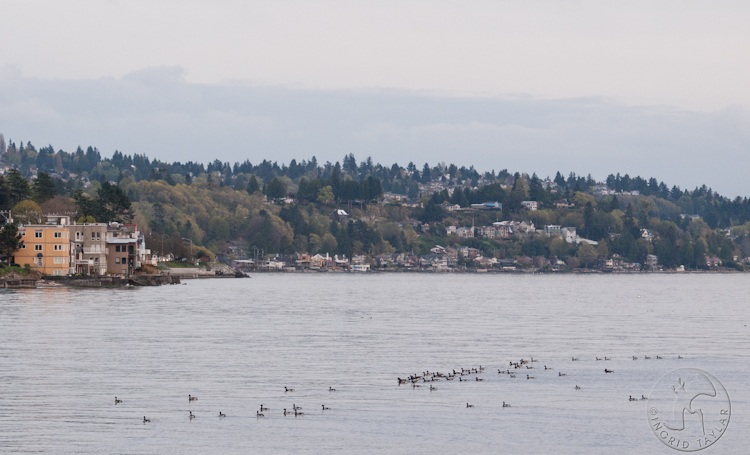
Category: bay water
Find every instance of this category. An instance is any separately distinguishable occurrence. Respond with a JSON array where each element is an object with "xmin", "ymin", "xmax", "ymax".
[{"xmin": 1, "ymin": 274, "xmax": 747, "ymax": 454}]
